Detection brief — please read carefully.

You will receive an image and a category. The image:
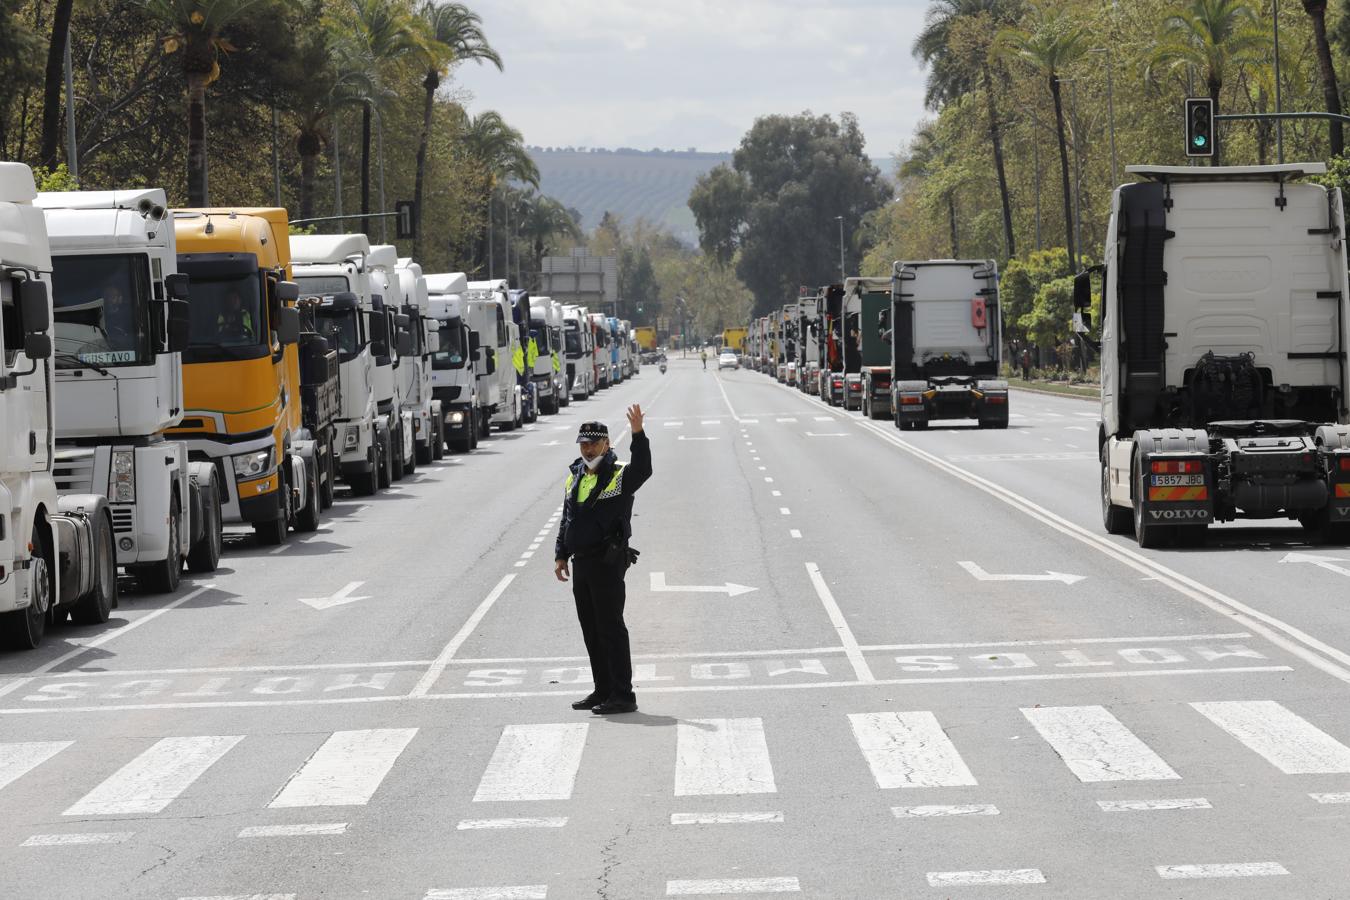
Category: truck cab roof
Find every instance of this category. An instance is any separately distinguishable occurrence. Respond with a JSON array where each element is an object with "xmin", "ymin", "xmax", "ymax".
[
  {"xmin": 425, "ymin": 272, "xmax": 468, "ymax": 295},
  {"xmin": 36, "ymin": 189, "xmax": 167, "ymax": 212},
  {"xmin": 368, "ymin": 244, "xmax": 399, "ymax": 270},
  {"xmin": 1126, "ymin": 163, "xmax": 1327, "ymax": 183},
  {"xmin": 291, "ymin": 233, "xmax": 371, "ymax": 266}
]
